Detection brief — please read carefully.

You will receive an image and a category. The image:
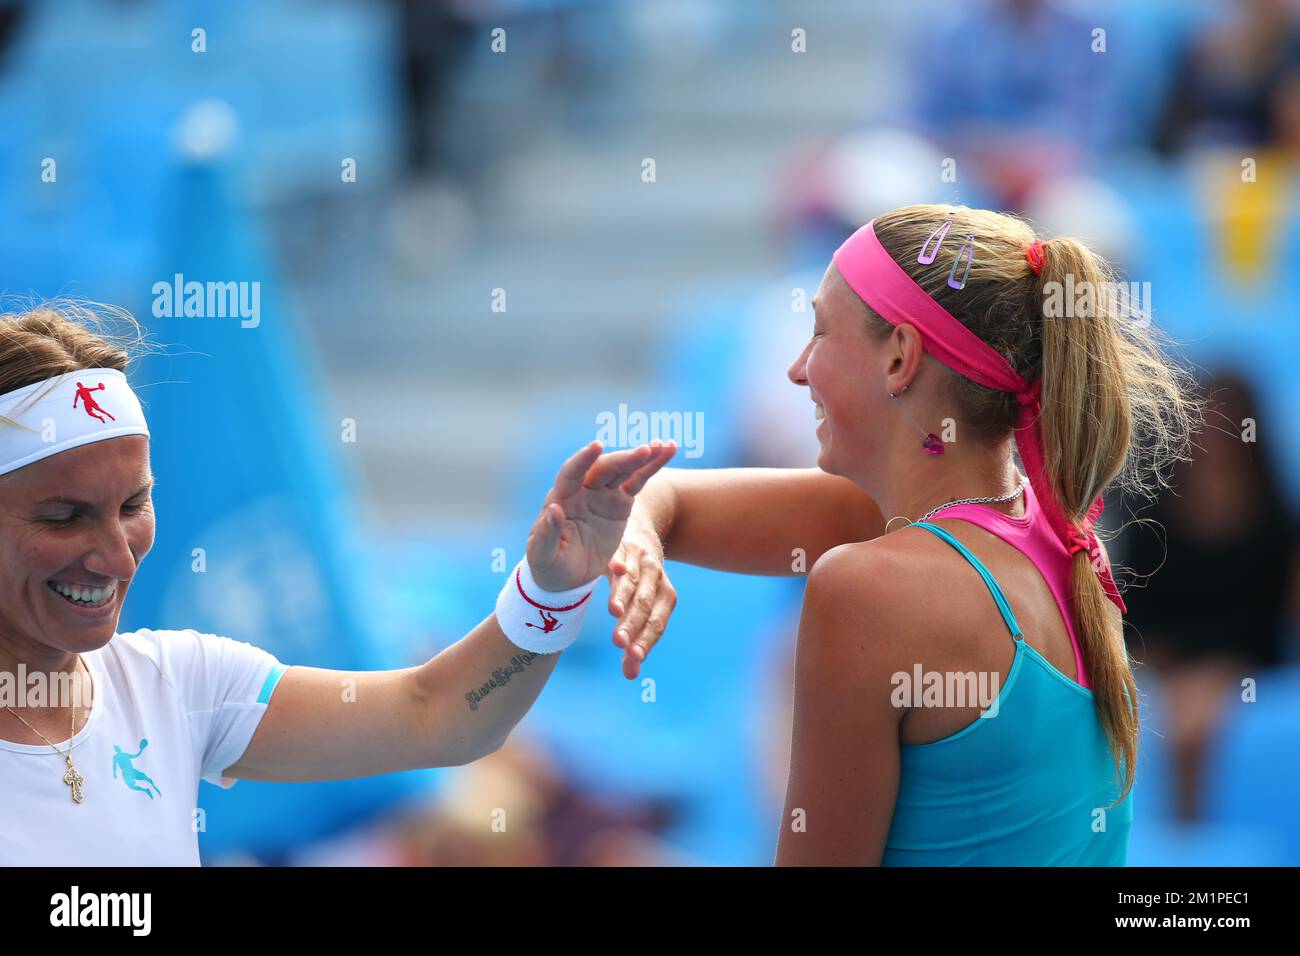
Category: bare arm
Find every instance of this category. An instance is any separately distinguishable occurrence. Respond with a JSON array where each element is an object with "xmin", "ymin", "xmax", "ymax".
[
  {"xmin": 602, "ymin": 462, "xmax": 885, "ymax": 679},
  {"xmin": 222, "ymin": 440, "xmax": 677, "ymax": 782},
  {"xmin": 775, "ymin": 544, "xmax": 905, "ymax": 865},
  {"xmin": 633, "ymin": 466, "xmax": 885, "ymax": 576},
  {"xmin": 223, "ymin": 617, "xmax": 560, "ymax": 781}
]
